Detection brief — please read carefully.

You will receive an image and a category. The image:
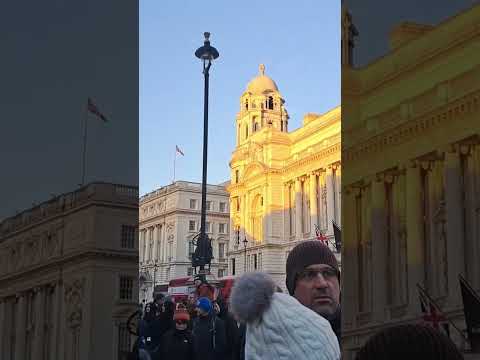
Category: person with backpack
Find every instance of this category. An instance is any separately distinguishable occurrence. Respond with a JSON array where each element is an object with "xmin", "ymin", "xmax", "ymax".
[{"xmin": 192, "ymin": 297, "xmax": 227, "ymax": 360}]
